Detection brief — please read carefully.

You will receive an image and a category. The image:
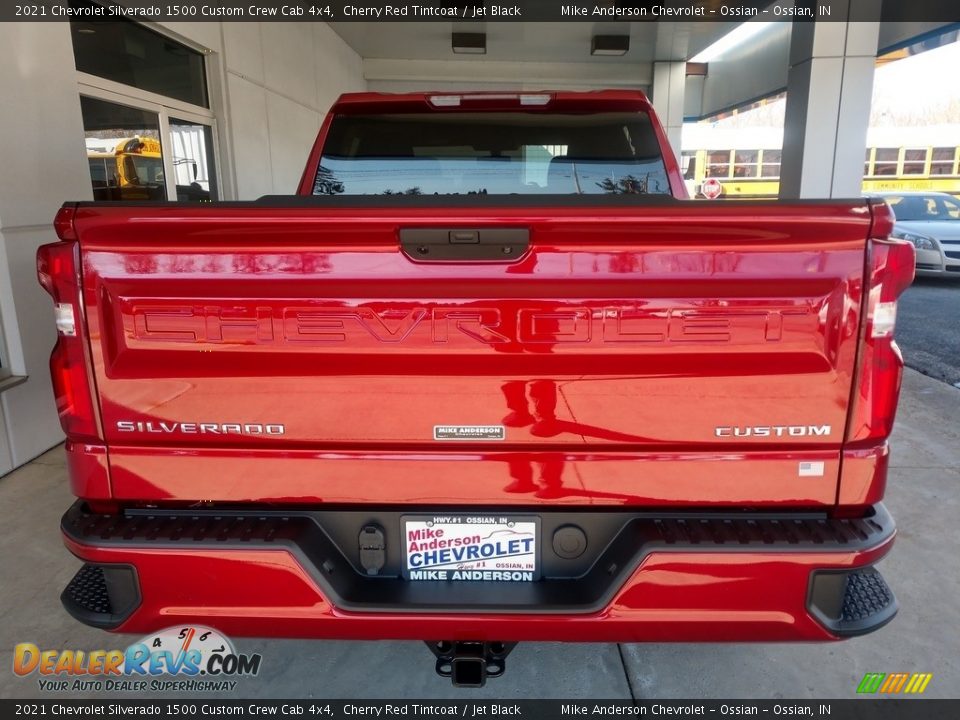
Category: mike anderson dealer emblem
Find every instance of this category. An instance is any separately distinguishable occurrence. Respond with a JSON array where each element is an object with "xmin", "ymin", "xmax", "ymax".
[{"xmin": 434, "ymin": 425, "xmax": 505, "ymax": 441}]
